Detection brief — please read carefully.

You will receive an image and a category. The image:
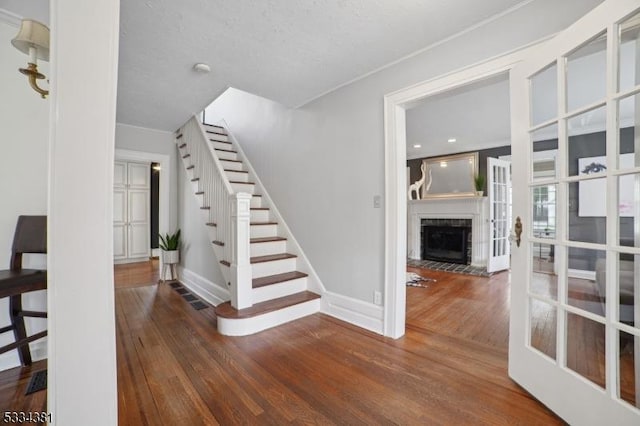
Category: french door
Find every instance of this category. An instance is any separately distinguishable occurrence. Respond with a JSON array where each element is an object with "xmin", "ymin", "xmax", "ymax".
[
  {"xmin": 509, "ymin": 0, "xmax": 640, "ymax": 423},
  {"xmin": 487, "ymin": 157, "xmax": 511, "ymax": 273}
]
